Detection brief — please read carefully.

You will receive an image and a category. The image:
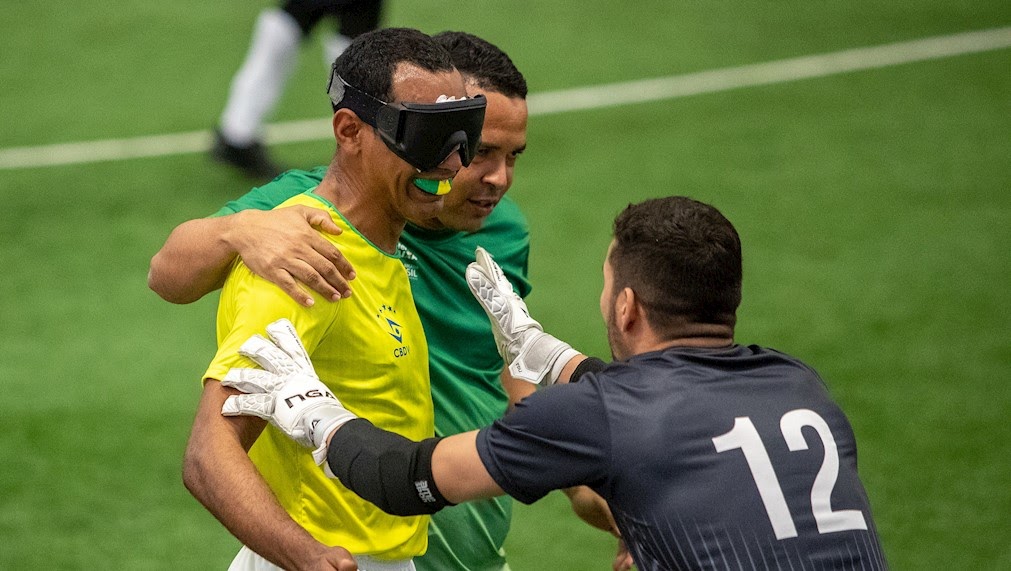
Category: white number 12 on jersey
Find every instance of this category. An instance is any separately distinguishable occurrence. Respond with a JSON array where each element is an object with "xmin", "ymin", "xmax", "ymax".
[{"xmin": 712, "ymin": 409, "xmax": 868, "ymax": 540}]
